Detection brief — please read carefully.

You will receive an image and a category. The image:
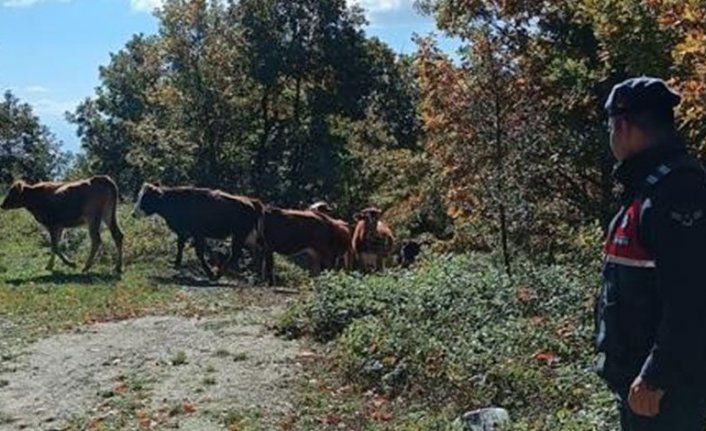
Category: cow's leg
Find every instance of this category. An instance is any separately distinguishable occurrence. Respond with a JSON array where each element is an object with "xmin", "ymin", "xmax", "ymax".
[
  {"xmin": 46, "ymin": 228, "xmax": 58, "ymax": 271},
  {"xmin": 361, "ymin": 253, "xmax": 376, "ymax": 273},
  {"xmin": 83, "ymin": 216, "xmax": 103, "ymax": 273},
  {"xmin": 308, "ymin": 249, "xmax": 322, "ymax": 275},
  {"xmin": 223, "ymin": 235, "xmax": 244, "ymax": 276},
  {"xmin": 48, "ymin": 228, "xmax": 75, "ymax": 270},
  {"xmin": 321, "ymin": 251, "xmax": 335, "ymax": 272},
  {"xmin": 174, "ymin": 235, "xmax": 186, "ymax": 269},
  {"xmin": 339, "ymin": 249, "xmax": 352, "ymax": 271},
  {"xmin": 104, "ymin": 207, "xmax": 123, "ymax": 274},
  {"xmin": 194, "ymin": 237, "xmax": 217, "ymax": 280},
  {"xmin": 263, "ymin": 250, "xmax": 275, "ymax": 286},
  {"xmin": 350, "ymin": 251, "xmax": 359, "ymax": 272}
]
